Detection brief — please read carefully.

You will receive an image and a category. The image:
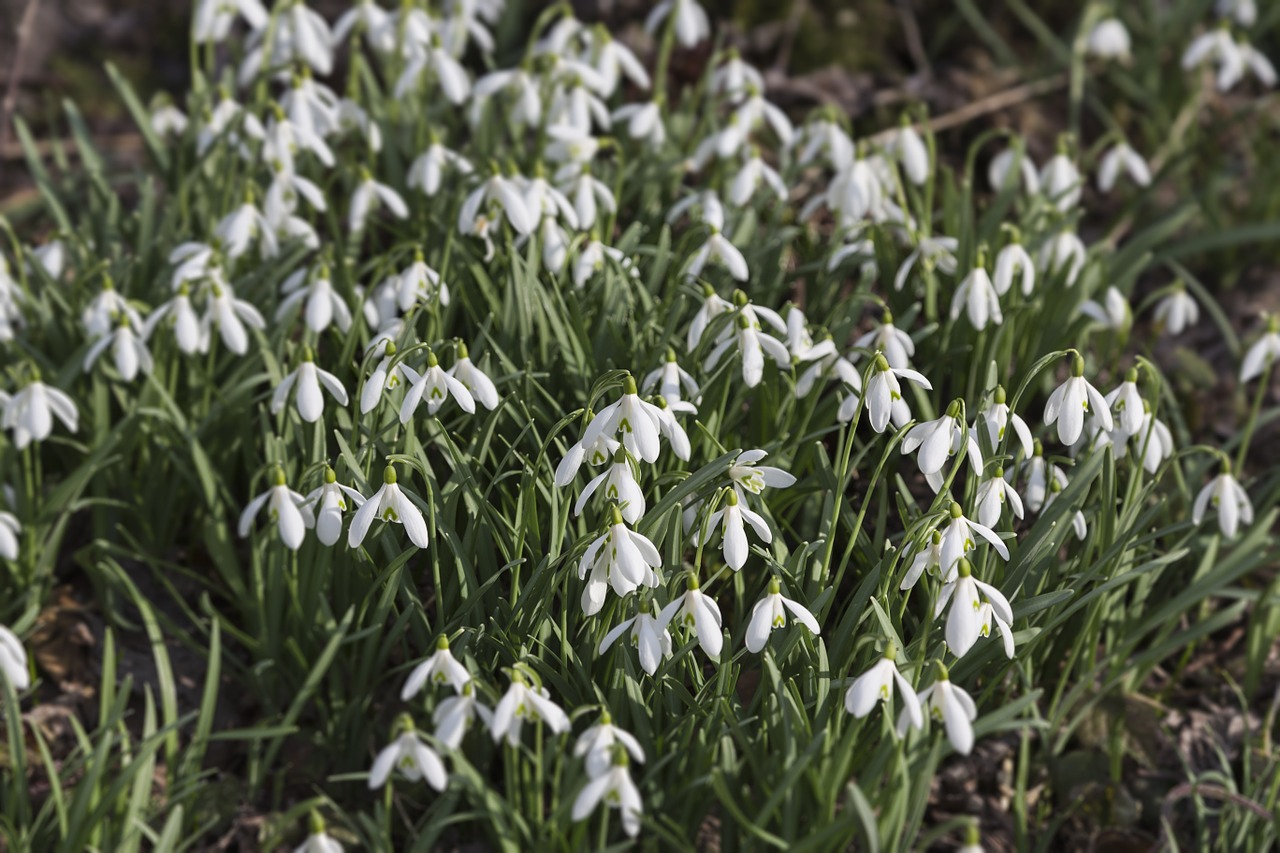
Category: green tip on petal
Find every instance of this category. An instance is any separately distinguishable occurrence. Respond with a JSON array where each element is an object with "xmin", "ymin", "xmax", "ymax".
[
  {"xmin": 884, "ymin": 643, "xmax": 898, "ymax": 661},
  {"xmin": 599, "ymin": 708, "xmax": 612, "ymax": 725},
  {"xmin": 324, "ymin": 466, "xmax": 336, "ymax": 484},
  {"xmin": 393, "ymin": 712, "xmax": 416, "ymax": 736},
  {"xmin": 724, "ymin": 488, "xmax": 739, "ymax": 506},
  {"xmin": 946, "ymin": 399, "xmax": 962, "ymax": 419},
  {"xmin": 622, "ymin": 374, "xmax": 638, "ymax": 395},
  {"xmin": 767, "ymin": 576, "xmax": 781, "ymax": 595},
  {"xmin": 653, "ymin": 395, "xmax": 669, "ymax": 409},
  {"xmin": 931, "ymin": 530, "xmax": 942, "ymax": 545},
  {"xmin": 612, "ymin": 448, "xmax": 628, "ymax": 464},
  {"xmin": 994, "ymin": 466, "xmax": 1004, "ymax": 479},
  {"xmin": 301, "ymin": 345, "xmax": 315, "ymax": 362},
  {"xmin": 964, "ymin": 823, "xmax": 981, "ymax": 845},
  {"xmin": 436, "ymin": 634, "xmax": 450, "ymax": 650},
  {"xmin": 975, "ymin": 244, "xmax": 988, "ymax": 268},
  {"xmin": 994, "ymin": 385, "xmax": 1007, "ymax": 405},
  {"xmin": 308, "ymin": 811, "xmax": 326, "ymax": 835},
  {"xmin": 1126, "ymin": 367, "xmax": 1138, "ymax": 384},
  {"xmin": 426, "ymin": 349, "xmax": 439, "ymax": 368},
  {"xmin": 1071, "ymin": 353, "xmax": 1085, "ymax": 377},
  {"xmin": 882, "ymin": 309, "xmax": 894, "ymax": 325},
  {"xmin": 956, "ymin": 558, "xmax": 972, "ymax": 578},
  {"xmin": 1033, "ymin": 438, "xmax": 1044, "ymax": 457},
  {"xmin": 949, "ymin": 502, "xmax": 963, "ymax": 519},
  {"xmin": 612, "ymin": 743, "xmax": 631, "ymax": 767},
  {"xmin": 934, "ymin": 660, "xmax": 951, "ymax": 681},
  {"xmin": 610, "ymin": 504, "xmax": 625, "ymax": 525},
  {"xmin": 384, "ymin": 341, "xmax": 397, "ymax": 356},
  {"xmin": 701, "ymin": 281, "xmax": 717, "ymax": 298},
  {"xmin": 383, "ymin": 465, "xmax": 397, "ymax": 485},
  {"xmin": 456, "ymin": 340, "xmax": 470, "ymax": 359},
  {"xmin": 272, "ymin": 466, "xmax": 287, "ymax": 487},
  {"xmin": 873, "ymin": 353, "xmax": 890, "ymax": 372},
  {"xmin": 666, "ymin": 346, "xmax": 678, "ymax": 363},
  {"xmin": 1049, "ymin": 477, "xmax": 1063, "ymax": 494},
  {"xmin": 687, "ymin": 573, "xmax": 701, "ymax": 591},
  {"xmin": 732, "ymin": 290, "xmax": 748, "ymax": 308}
]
